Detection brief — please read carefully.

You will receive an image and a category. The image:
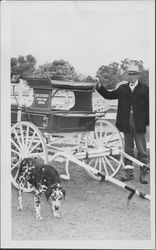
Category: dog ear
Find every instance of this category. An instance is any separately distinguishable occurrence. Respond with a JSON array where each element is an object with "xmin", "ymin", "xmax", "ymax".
[
  {"xmin": 61, "ymin": 188, "xmax": 66, "ymax": 200},
  {"xmin": 45, "ymin": 189, "xmax": 51, "ymax": 201}
]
